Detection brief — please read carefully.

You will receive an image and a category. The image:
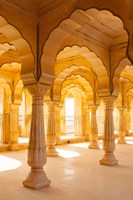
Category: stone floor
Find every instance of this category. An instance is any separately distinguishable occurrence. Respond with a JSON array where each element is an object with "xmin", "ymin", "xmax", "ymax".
[{"xmin": 0, "ymin": 138, "xmax": 133, "ymax": 200}]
